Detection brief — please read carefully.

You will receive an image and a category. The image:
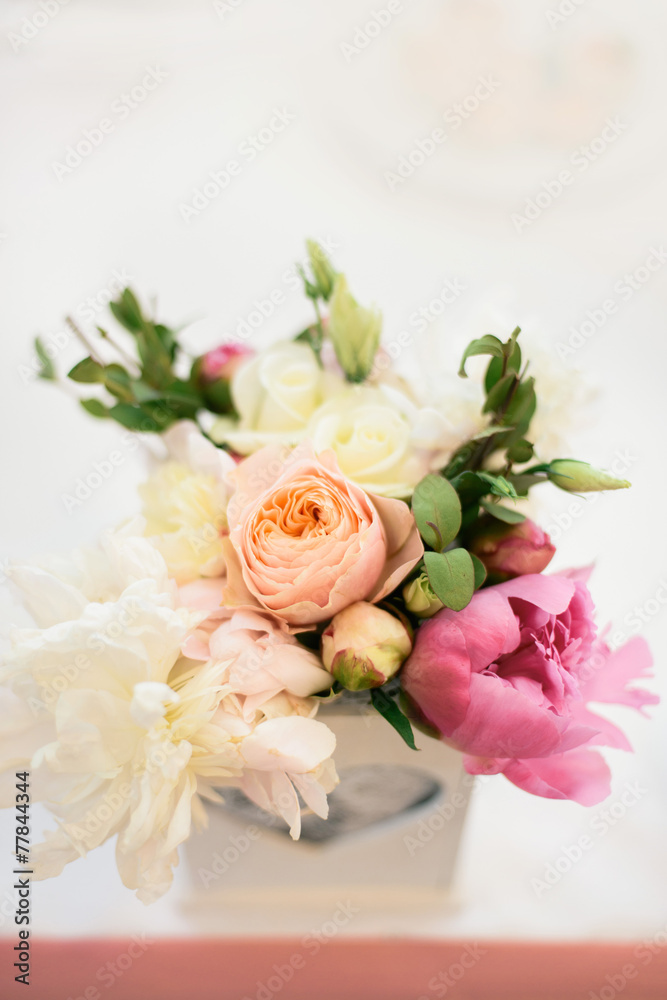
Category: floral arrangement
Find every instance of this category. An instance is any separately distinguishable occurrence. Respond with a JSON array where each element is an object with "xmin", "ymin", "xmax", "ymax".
[{"xmin": 2, "ymin": 241, "xmax": 656, "ymax": 902}]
